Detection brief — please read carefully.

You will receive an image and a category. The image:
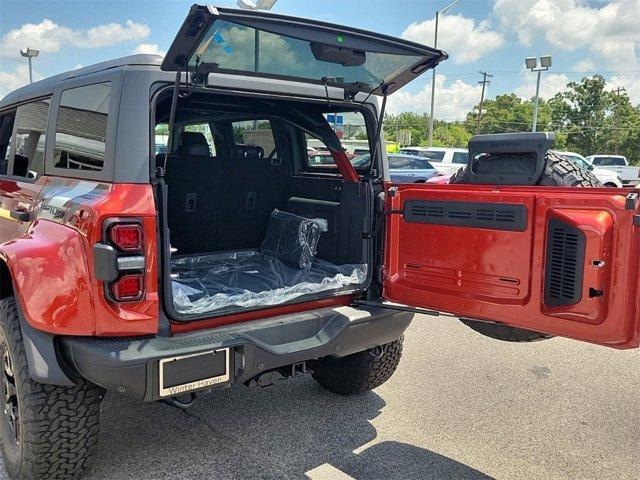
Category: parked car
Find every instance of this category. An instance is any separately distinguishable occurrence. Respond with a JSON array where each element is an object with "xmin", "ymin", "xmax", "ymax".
[
  {"xmin": 554, "ymin": 151, "xmax": 622, "ymax": 187},
  {"xmin": 397, "ymin": 146, "xmax": 468, "ymax": 176},
  {"xmin": 586, "ymin": 154, "xmax": 639, "ymax": 185},
  {"xmin": 426, "ymin": 174, "xmax": 451, "ymax": 185},
  {"xmin": 388, "ymin": 154, "xmax": 440, "ymax": 183},
  {"xmin": 0, "ymin": 6, "xmax": 639, "ymax": 480}
]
